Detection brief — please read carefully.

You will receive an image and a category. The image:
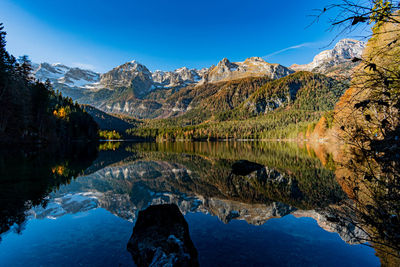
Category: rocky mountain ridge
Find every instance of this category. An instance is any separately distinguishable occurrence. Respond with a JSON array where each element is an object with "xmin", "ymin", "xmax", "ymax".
[
  {"xmin": 202, "ymin": 57, "xmax": 293, "ymax": 83},
  {"xmin": 32, "ymin": 38, "xmax": 365, "ymax": 119},
  {"xmin": 290, "ymin": 39, "xmax": 366, "ymax": 77},
  {"xmin": 152, "ymin": 67, "xmax": 207, "ymax": 88},
  {"xmin": 99, "ymin": 61, "xmax": 152, "ymax": 91},
  {"xmin": 33, "ymin": 62, "xmax": 101, "ymax": 90},
  {"xmin": 34, "ymin": 56, "xmax": 292, "ymax": 94},
  {"xmin": 33, "ymin": 57, "xmax": 294, "ymax": 118}
]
